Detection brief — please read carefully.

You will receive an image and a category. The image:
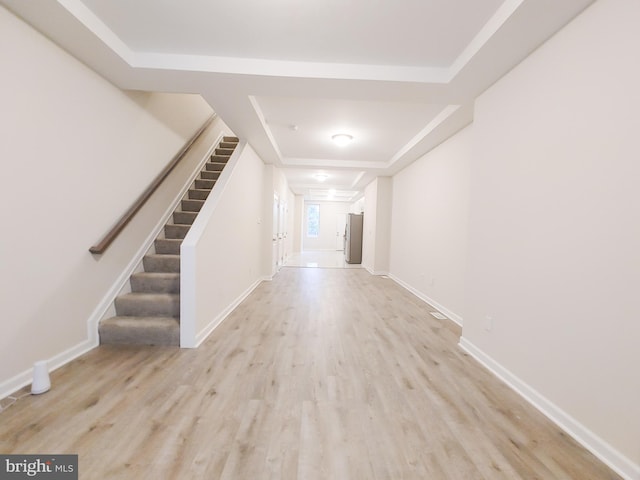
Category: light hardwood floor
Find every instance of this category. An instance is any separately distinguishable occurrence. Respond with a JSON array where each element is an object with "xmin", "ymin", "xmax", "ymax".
[
  {"xmin": 0, "ymin": 268, "xmax": 621, "ymax": 479},
  {"xmin": 284, "ymin": 250, "xmax": 361, "ymax": 269}
]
